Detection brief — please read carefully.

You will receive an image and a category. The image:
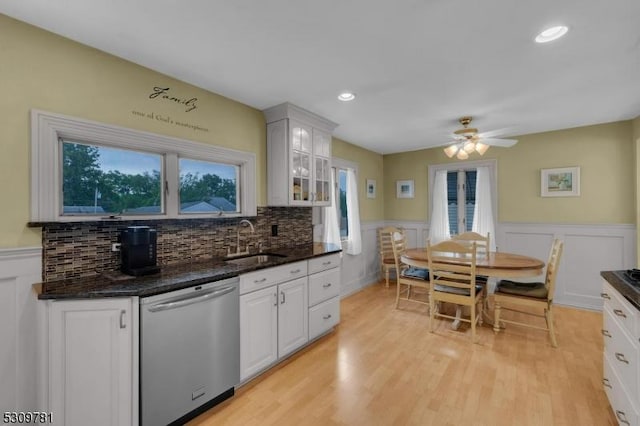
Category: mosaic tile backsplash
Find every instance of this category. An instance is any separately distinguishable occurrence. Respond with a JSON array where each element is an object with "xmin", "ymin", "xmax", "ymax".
[{"xmin": 42, "ymin": 206, "xmax": 313, "ymax": 281}]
